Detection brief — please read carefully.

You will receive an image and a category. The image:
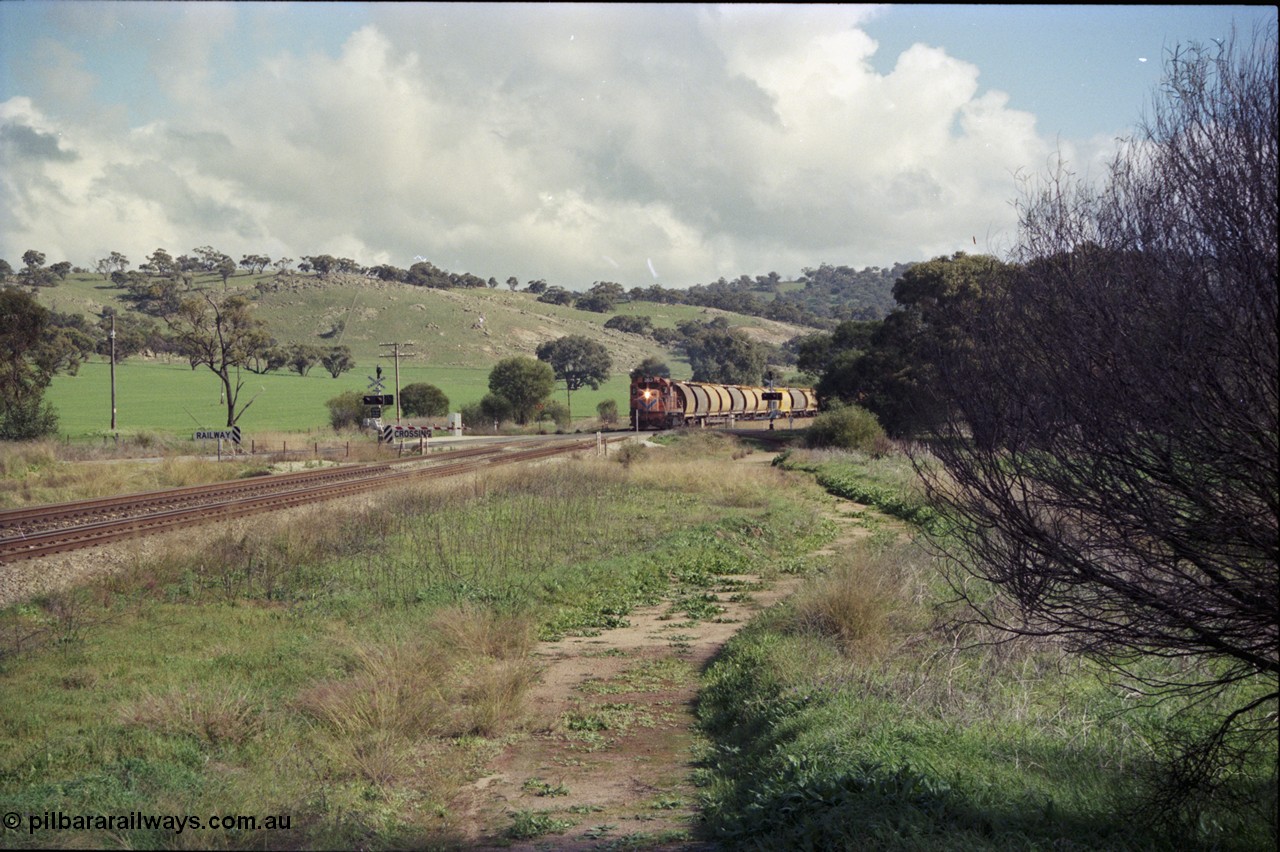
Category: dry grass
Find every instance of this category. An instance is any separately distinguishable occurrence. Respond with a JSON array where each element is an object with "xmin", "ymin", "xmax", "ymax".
[
  {"xmin": 627, "ymin": 451, "xmax": 778, "ymax": 509},
  {"xmin": 123, "ymin": 686, "xmax": 265, "ymax": 747},
  {"xmin": 293, "ymin": 607, "xmax": 540, "ymax": 786},
  {"xmin": 788, "ymin": 540, "xmax": 933, "ymax": 663}
]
